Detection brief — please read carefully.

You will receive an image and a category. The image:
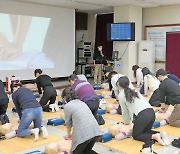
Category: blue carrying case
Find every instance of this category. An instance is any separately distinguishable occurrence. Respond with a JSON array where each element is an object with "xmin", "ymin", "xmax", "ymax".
[{"xmin": 47, "ymin": 118, "xmax": 65, "ymax": 126}]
